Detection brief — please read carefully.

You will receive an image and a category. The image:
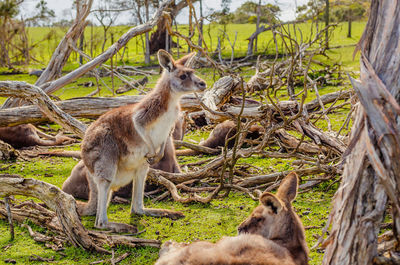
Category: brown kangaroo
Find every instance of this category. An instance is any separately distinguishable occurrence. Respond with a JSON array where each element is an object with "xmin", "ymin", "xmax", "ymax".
[
  {"xmin": 0, "ymin": 124, "xmax": 74, "ymax": 149},
  {"xmin": 155, "ymin": 172, "xmax": 309, "ymax": 265},
  {"xmin": 62, "ymin": 115, "xmax": 185, "ymax": 200},
  {"xmin": 79, "ymin": 50, "xmax": 206, "ymax": 233},
  {"xmin": 176, "ymin": 120, "xmax": 263, "ymax": 156}
]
